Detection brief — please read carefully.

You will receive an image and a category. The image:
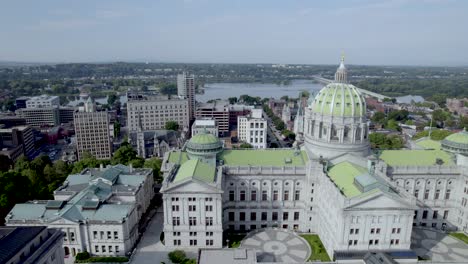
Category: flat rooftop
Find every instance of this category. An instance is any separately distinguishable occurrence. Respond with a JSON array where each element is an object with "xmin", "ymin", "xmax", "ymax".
[
  {"xmin": 168, "ymin": 149, "xmax": 308, "ymax": 166},
  {"xmin": 415, "ymin": 139, "xmax": 441, "ymax": 150},
  {"xmin": 380, "ymin": 149, "xmax": 454, "ymax": 166},
  {"xmin": 327, "ymin": 161, "xmax": 368, "ymax": 198},
  {"xmin": 220, "ymin": 149, "xmax": 308, "ymax": 166}
]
